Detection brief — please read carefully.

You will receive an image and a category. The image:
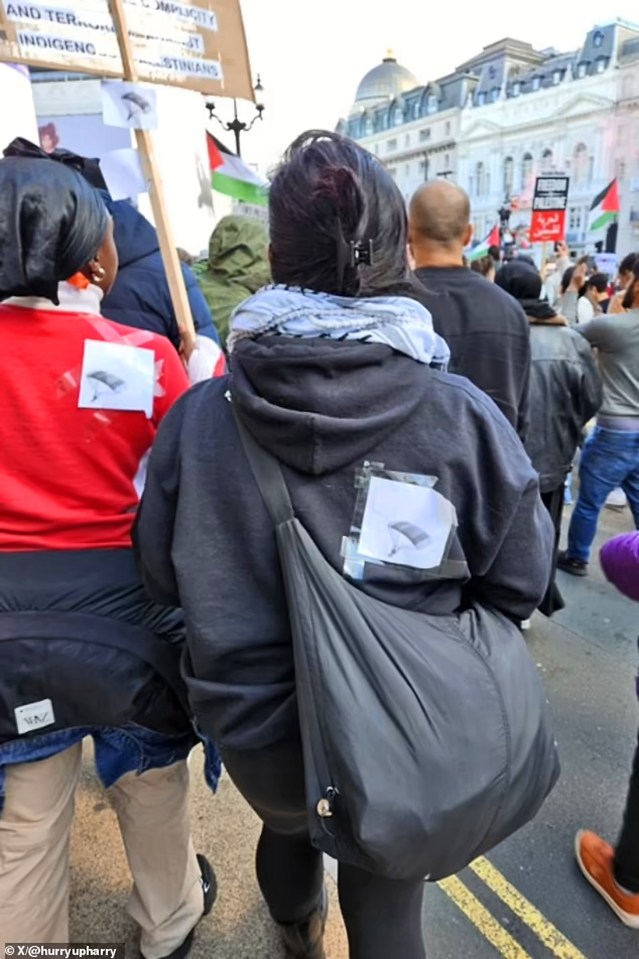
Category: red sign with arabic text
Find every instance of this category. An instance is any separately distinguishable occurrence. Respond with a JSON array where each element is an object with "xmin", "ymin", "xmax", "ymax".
[{"xmin": 529, "ymin": 176, "xmax": 570, "ymax": 243}]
